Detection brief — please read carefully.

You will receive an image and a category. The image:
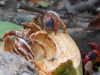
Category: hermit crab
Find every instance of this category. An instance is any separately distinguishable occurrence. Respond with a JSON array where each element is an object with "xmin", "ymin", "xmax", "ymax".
[
  {"xmin": 1, "ymin": 22, "xmax": 60, "ymax": 62},
  {"xmin": 32, "ymin": 11, "xmax": 66, "ymax": 34},
  {"xmin": 82, "ymin": 43, "xmax": 100, "ymax": 75}
]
